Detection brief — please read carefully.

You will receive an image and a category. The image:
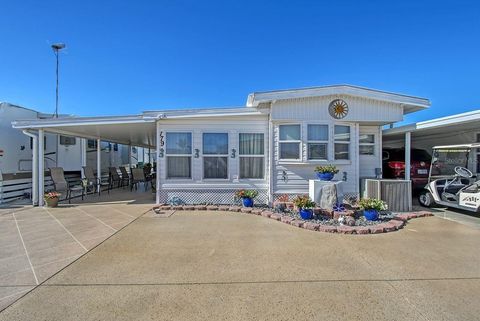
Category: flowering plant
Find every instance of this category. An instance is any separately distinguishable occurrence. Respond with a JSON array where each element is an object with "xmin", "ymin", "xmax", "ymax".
[
  {"xmin": 314, "ymin": 165, "xmax": 339, "ymax": 174},
  {"xmin": 358, "ymin": 198, "xmax": 387, "ymax": 211},
  {"xmin": 234, "ymin": 189, "xmax": 258, "ymax": 199},
  {"xmin": 292, "ymin": 195, "xmax": 316, "ymax": 209},
  {"xmin": 44, "ymin": 192, "xmax": 61, "ymax": 199}
]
